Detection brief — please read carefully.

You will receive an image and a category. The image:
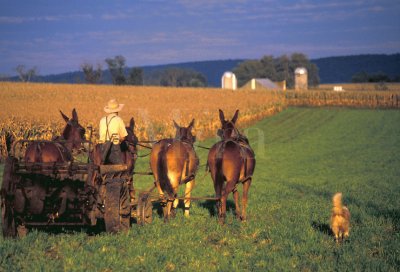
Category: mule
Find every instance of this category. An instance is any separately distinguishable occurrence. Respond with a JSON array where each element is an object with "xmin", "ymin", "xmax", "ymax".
[
  {"xmin": 92, "ymin": 117, "xmax": 138, "ymax": 171},
  {"xmin": 91, "ymin": 117, "xmax": 138, "ymax": 198},
  {"xmin": 207, "ymin": 109, "xmax": 255, "ymax": 224},
  {"xmin": 90, "ymin": 118, "xmax": 138, "ymax": 233},
  {"xmin": 24, "ymin": 109, "xmax": 85, "ymax": 163},
  {"xmin": 150, "ymin": 119, "xmax": 199, "ymax": 221}
]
